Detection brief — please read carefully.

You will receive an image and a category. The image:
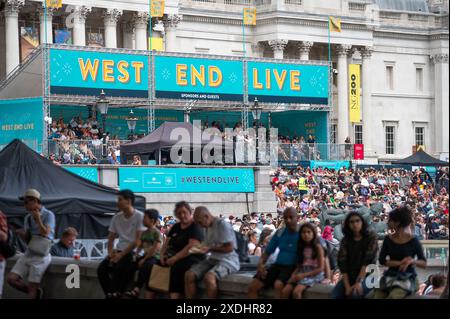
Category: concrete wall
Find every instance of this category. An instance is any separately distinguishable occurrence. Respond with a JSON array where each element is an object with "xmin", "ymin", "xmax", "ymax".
[
  {"xmin": 95, "ymin": 165, "xmax": 277, "ymax": 216},
  {"xmin": 2, "ymin": 255, "xmax": 441, "ymax": 299}
]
